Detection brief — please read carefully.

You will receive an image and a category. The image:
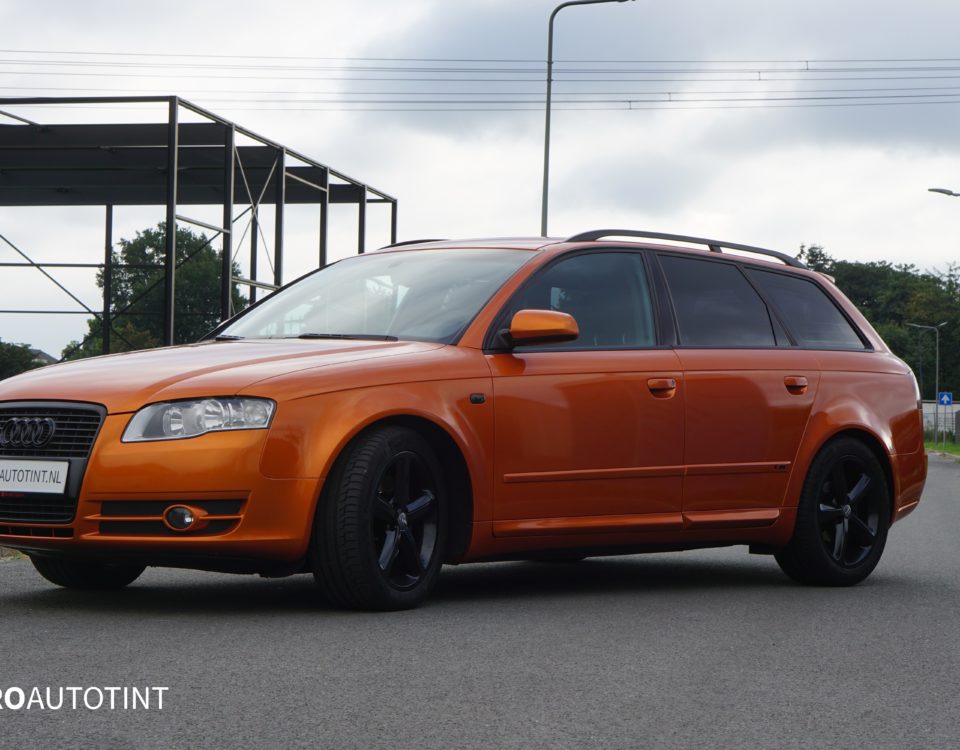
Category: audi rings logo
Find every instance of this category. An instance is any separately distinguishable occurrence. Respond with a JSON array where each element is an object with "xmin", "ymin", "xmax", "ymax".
[{"xmin": 0, "ymin": 417, "xmax": 57, "ymax": 448}]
